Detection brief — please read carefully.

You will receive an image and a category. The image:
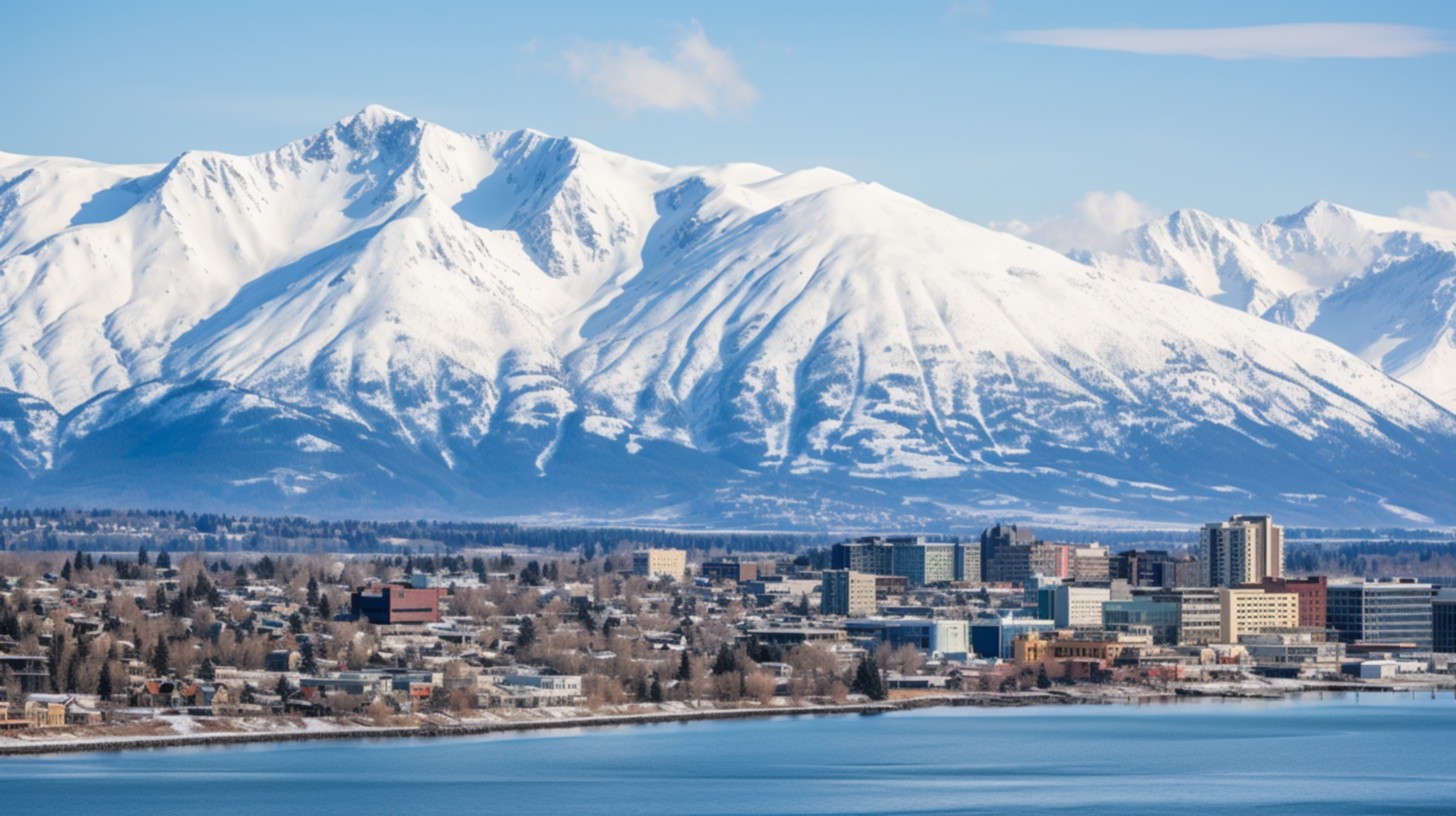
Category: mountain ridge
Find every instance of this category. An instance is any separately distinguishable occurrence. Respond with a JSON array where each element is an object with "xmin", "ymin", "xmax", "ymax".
[{"xmin": 1, "ymin": 107, "xmax": 1454, "ymax": 527}]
